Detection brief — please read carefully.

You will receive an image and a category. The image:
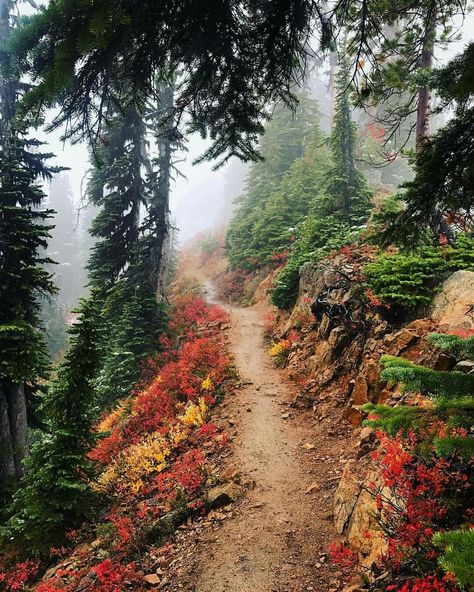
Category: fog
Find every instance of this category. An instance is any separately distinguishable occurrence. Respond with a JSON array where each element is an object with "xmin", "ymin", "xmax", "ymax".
[{"xmin": 18, "ymin": 0, "xmax": 471, "ymax": 248}]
